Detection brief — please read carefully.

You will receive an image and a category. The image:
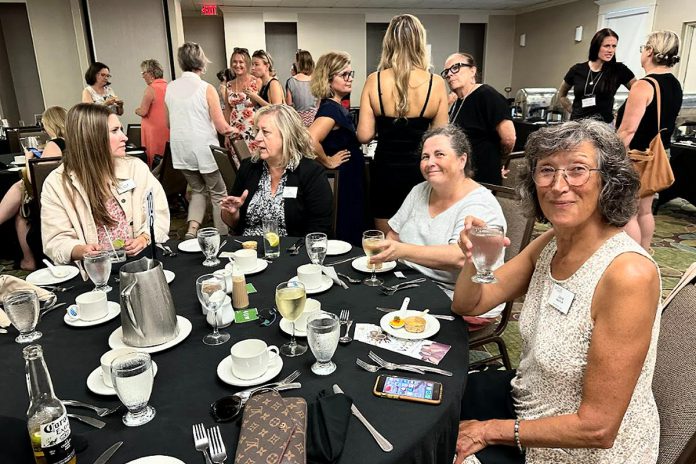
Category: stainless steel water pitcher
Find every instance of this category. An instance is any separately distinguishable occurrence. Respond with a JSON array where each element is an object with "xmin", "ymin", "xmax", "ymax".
[{"xmin": 119, "ymin": 257, "xmax": 178, "ymax": 347}]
